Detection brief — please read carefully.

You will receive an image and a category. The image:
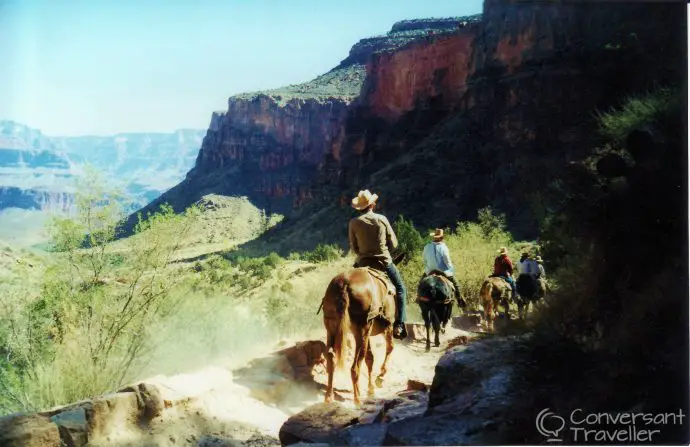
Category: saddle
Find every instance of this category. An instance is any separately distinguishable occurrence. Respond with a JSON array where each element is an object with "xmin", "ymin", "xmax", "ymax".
[
  {"xmin": 418, "ymin": 271, "xmax": 454, "ymax": 304},
  {"xmin": 362, "ymin": 267, "xmax": 396, "ymax": 324}
]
